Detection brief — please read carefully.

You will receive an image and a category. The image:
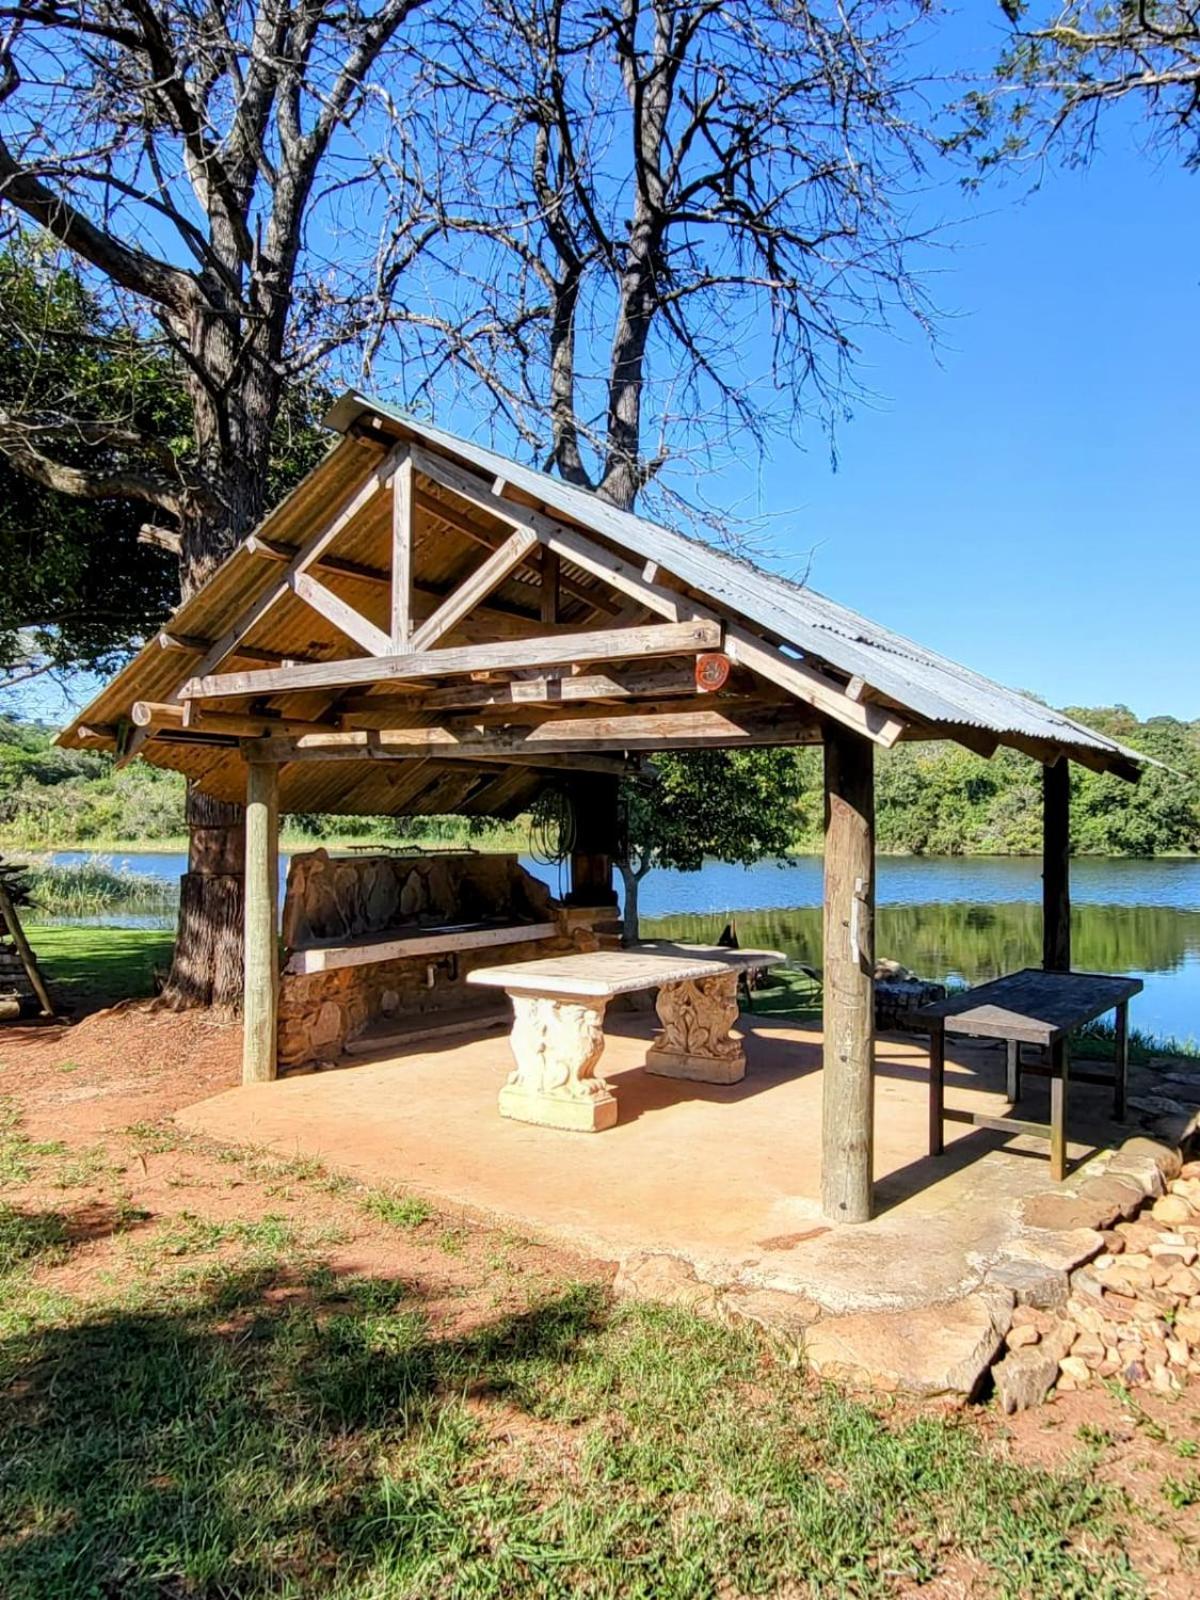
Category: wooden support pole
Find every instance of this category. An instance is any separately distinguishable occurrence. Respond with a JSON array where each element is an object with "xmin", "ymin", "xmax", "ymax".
[
  {"xmin": 242, "ymin": 761, "xmax": 279, "ymax": 1085},
  {"xmin": 566, "ymin": 773, "xmax": 620, "ymax": 907},
  {"xmin": 821, "ymin": 724, "xmax": 876, "ymax": 1224},
  {"xmin": 391, "ymin": 453, "xmax": 414, "ymax": 647},
  {"xmin": 1042, "ymin": 759, "xmax": 1071, "ymax": 972}
]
